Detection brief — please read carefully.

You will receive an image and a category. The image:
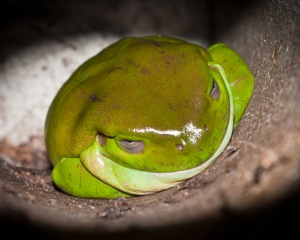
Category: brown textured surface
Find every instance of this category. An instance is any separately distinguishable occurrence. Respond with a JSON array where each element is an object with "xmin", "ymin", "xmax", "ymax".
[{"xmin": 0, "ymin": 0, "xmax": 300, "ymax": 239}]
